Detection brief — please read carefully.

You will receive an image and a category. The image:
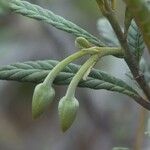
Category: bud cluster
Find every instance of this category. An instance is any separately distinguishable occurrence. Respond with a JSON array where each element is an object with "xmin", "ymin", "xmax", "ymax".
[{"xmin": 31, "ymin": 37, "xmax": 123, "ymax": 132}]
